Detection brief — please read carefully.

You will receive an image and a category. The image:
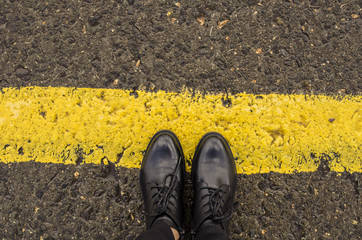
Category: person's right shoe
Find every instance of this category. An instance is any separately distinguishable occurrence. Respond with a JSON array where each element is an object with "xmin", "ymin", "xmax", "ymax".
[
  {"xmin": 191, "ymin": 132, "xmax": 237, "ymax": 237},
  {"xmin": 140, "ymin": 130, "xmax": 186, "ymax": 237}
]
